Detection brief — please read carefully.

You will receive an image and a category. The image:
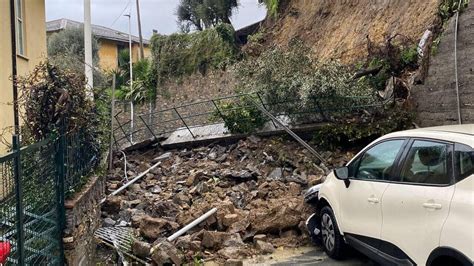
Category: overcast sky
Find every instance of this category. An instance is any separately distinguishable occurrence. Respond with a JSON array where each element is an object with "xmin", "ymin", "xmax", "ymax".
[{"xmin": 45, "ymin": 0, "xmax": 267, "ymax": 39}]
